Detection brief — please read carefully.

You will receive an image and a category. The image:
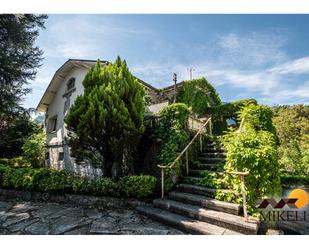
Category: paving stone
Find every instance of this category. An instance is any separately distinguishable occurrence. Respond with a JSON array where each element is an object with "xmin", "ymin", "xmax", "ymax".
[
  {"xmin": 24, "ymin": 221, "xmax": 50, "ymax": 235},
  {"xmin": 63, "ymin": 225, "xmax": 91, "ymax": 235},
  {"xmin": 84, "ymin": 208, "xmax": 104, "ymax": 219},
  {"xmin": 90, "ymin": 217, "xmax": 120, "ymax": 234},
  {"xmin": 51, "ymin": 216, "xmax": 92, "ymax": 234},
  {"xmin": 7, "ymin": 217, "xmax": 40, "ymax": 233},
  {"xmin": 0, "ymin": 200, "xmax": 184, "ymax": 235},
  {"xmin": 120, "ymin": 225, "xmax": 170, "ymax": 235},
  {"xmin": 0, "ymin": 201, "xmax": 13, "ymax": 212},
  {"xmin": 48, "ymin": 207, "xmax": 85, "ymax": 219},
  {"xmin": 32, "ymin": 203, "xmax": 63, "ymax": 217},
  {"xmin": 2, "ymin": 213, "xmax": 30, "ymax": 227},
  {"xmin": 9, "ymin": 202, "xmax": 40, "ymax": 213},
  {"xmin": 0, "ymin": 211, "xmax": 15, "ymax": 222},
  {"xmin": 0, "ymin": 227, "xmax": 10, "ymax": 235}
]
